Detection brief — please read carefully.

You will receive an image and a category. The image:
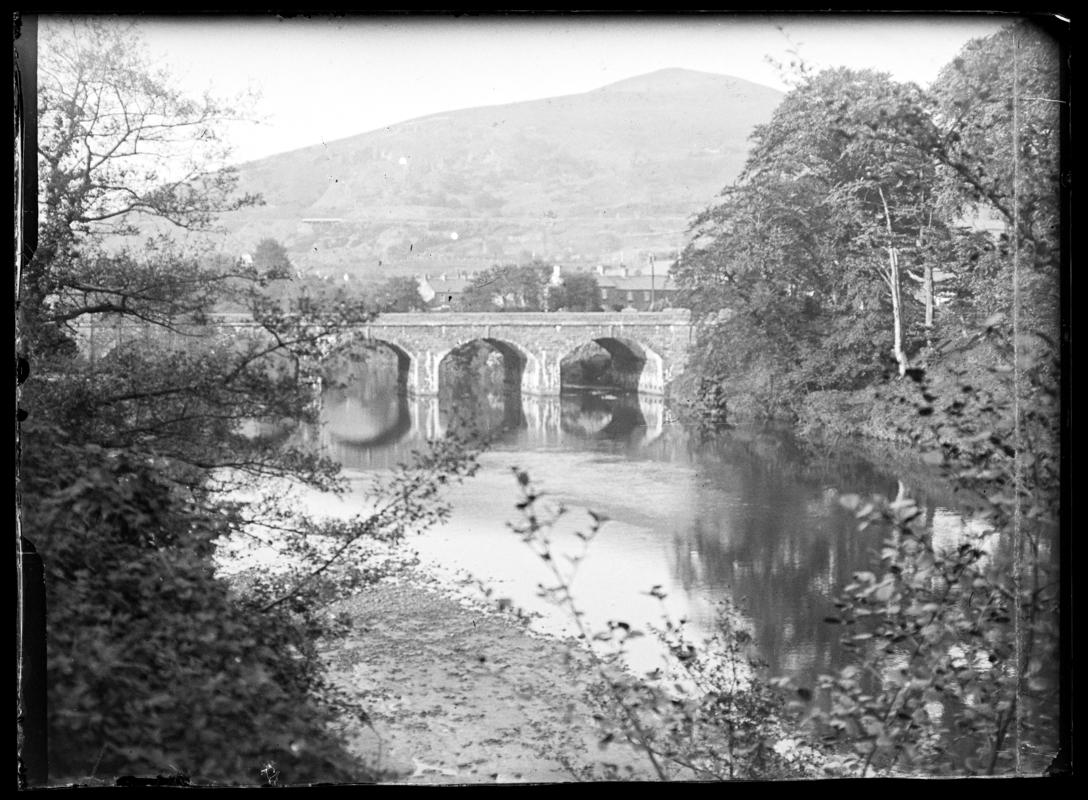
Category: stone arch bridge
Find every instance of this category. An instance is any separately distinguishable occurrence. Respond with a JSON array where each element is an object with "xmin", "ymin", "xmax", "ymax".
[
  {"xmin": 74, "ymin": 311, "xmax": 693, "ymax": 397},
  {"xmin": 339, "ymin": 311, "xmax": 692, "ymax": 396}
]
